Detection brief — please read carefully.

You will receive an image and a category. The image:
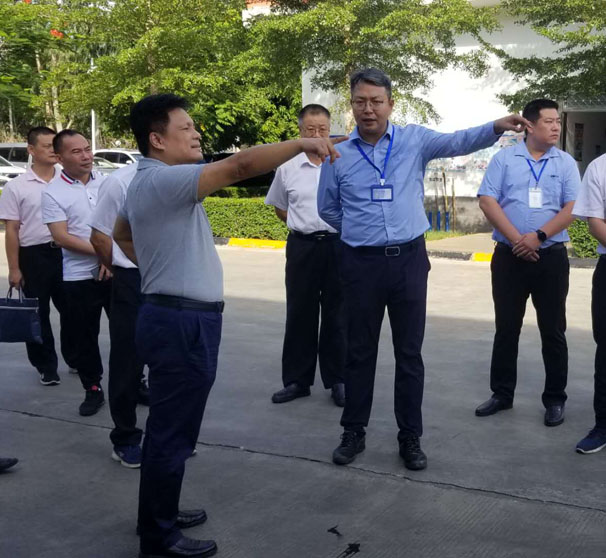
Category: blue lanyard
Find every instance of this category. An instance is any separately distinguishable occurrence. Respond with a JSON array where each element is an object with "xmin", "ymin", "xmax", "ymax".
[
  {"xmin": 526, "ymin": 158, "xmax": 548, "ymax": 187},
  {"xmin": 355, "ymin": 127, "xmax": 396, "ymax": 186}
]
